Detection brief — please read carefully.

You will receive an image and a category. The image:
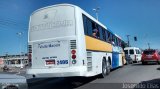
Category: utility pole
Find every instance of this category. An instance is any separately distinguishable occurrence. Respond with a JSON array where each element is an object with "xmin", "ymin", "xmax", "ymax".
[
  {"xmin": 148, "ymin": 43, "xmax": 150, "ymax": 49},
  {"xmin": 126, "ymin": 35, "xmax": 130, "ymax": 47},
  {"xmin": 5, "ymin": 52, "xmax": 8, "ymax": 66},
  {"xmin": 93, "ymin": 7, "xmax": 100, "ymax": 21}
]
